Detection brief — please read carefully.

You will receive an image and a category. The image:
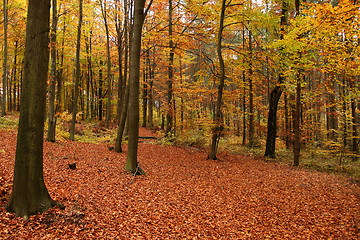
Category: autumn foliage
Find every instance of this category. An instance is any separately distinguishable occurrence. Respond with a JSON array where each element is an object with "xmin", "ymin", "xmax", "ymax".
[{"xmin": 1, "ymin": 128, "xmax": 360, "ymax": 238}]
